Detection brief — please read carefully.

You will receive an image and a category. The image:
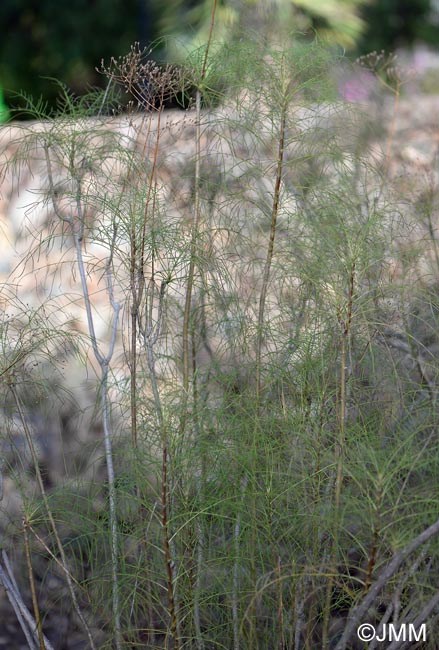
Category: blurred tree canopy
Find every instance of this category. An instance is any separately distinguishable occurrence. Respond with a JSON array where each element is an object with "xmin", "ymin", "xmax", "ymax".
[
  {"xmin": 1, "ymin": 0, "xmax": 439, "ymax": 116},
  {"xmin": 157, "ymin": 0, "xmax": 369, "ymax": 54},
  {"xmin": 358, "ymin": 0, "xmax": 439, "ymax": 53},
  {"xmin": 0, "ymin": 0, "xmax": 145, "ymax": 111},
  {"xmin": 153, "ymin": 0, "xmax": 439, "ymax": 55}
]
